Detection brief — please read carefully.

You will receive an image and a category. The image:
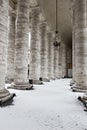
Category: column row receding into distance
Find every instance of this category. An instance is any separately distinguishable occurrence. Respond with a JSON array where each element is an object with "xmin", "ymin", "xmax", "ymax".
[
  {"xmin": 0, "ymin": 0, "xmax": 68, "ymax": 105},
  {"xmin": 0, "ymin": 0, "xmax": 15, "ymax": 105}
]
